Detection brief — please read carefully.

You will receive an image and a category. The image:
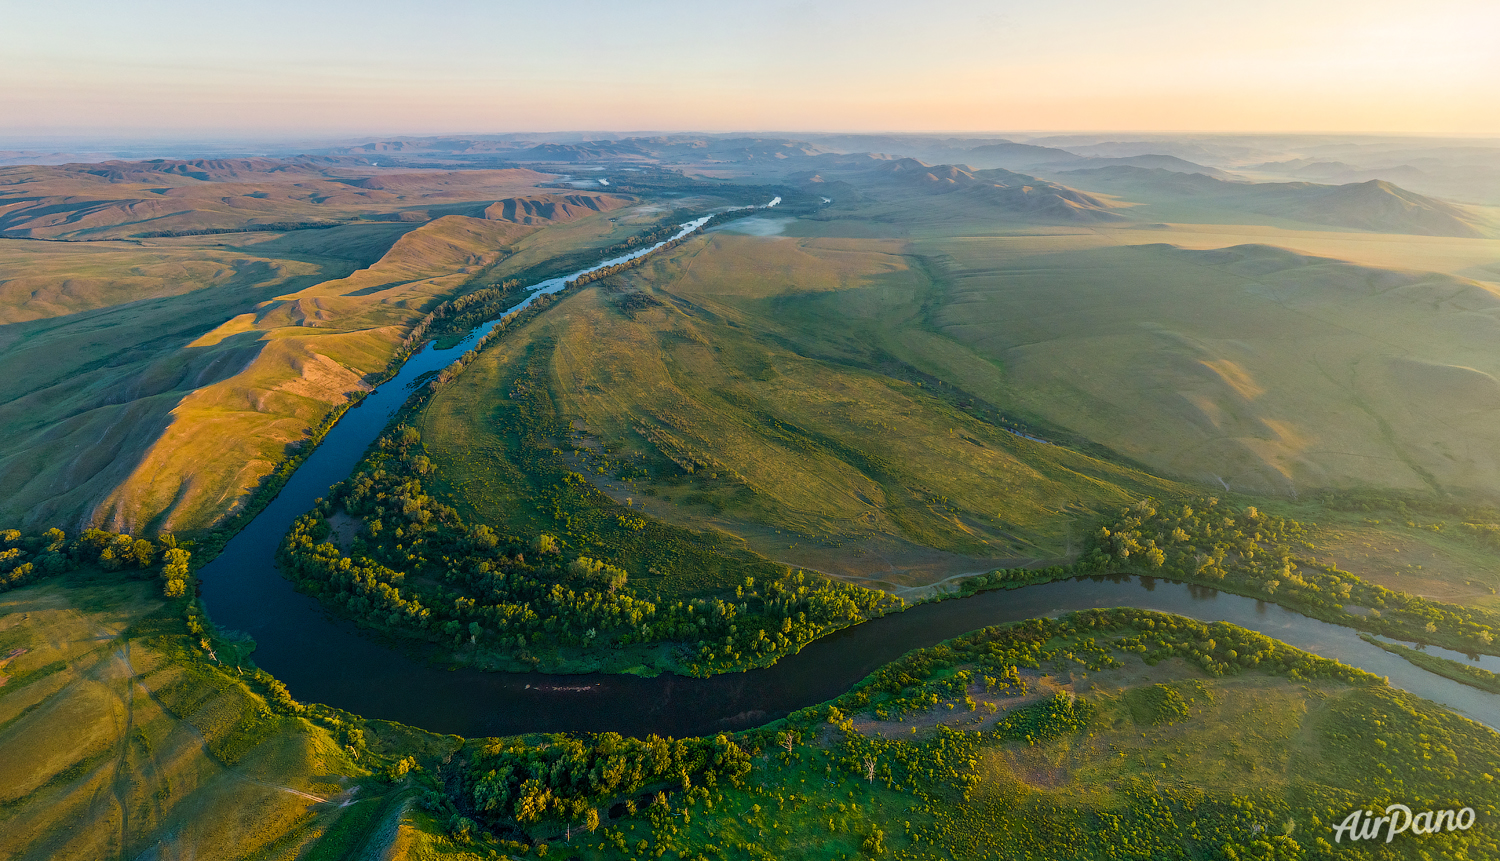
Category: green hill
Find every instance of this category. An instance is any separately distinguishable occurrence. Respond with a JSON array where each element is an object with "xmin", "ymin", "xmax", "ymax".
[
  {"xmin": 415, "ymin": 230, "xmax": 1179, "ymax": 590},
  {"xmin": 1056, "ymin": 165, "xmax": 1490, "ymax": 237}
]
